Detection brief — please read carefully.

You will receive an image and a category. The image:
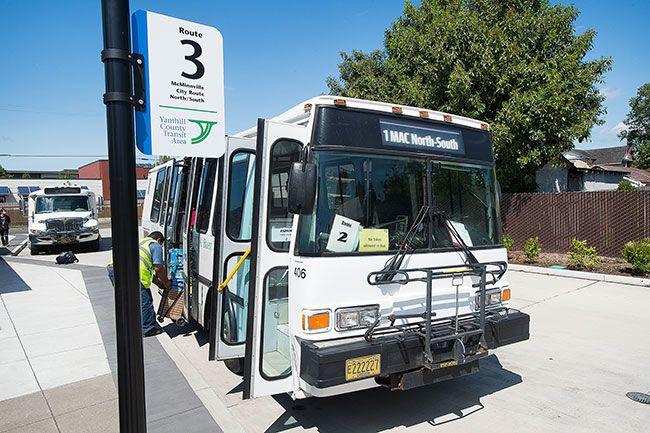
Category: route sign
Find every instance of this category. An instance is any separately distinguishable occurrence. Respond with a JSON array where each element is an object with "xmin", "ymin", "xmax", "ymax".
[{"xmin": 131, "ymin": 11, "xmax": 225, "ymax": 157}]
